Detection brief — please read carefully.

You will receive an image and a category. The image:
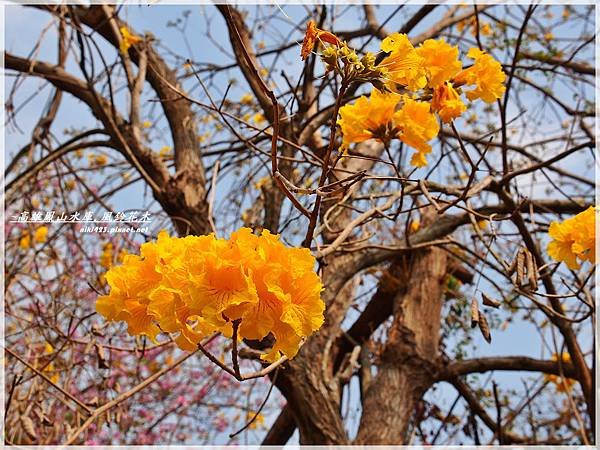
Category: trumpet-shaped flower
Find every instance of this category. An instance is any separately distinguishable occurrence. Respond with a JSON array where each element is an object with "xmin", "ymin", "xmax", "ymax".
[
  {"xmin": 571, "ymin": 206, "xmax": 596, "ymax": 264},
  {"xmin": 337, "ymin": 89, "xmax": 401, "ymax": 148},
  {"xmin": 547, "ymin": 206, "xmax": 597, "ymax": 269},
  {"xmin": 431, "ymin": 82, "xmax": 467, "ymax": 123},
  {"xmin": 394, "ymin": 98, "xmax": 440, "ymax": 167},
  {"xmin": 379, "ymin": 33, "xmax": 427, "ymax": 91},
  {"xmin": 454, "ymin": 48, "xmax": 506, "ymax": 103},
  {"xmin": 416, "ymin": 39, "xmax": 462, "ymax": 88}
]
